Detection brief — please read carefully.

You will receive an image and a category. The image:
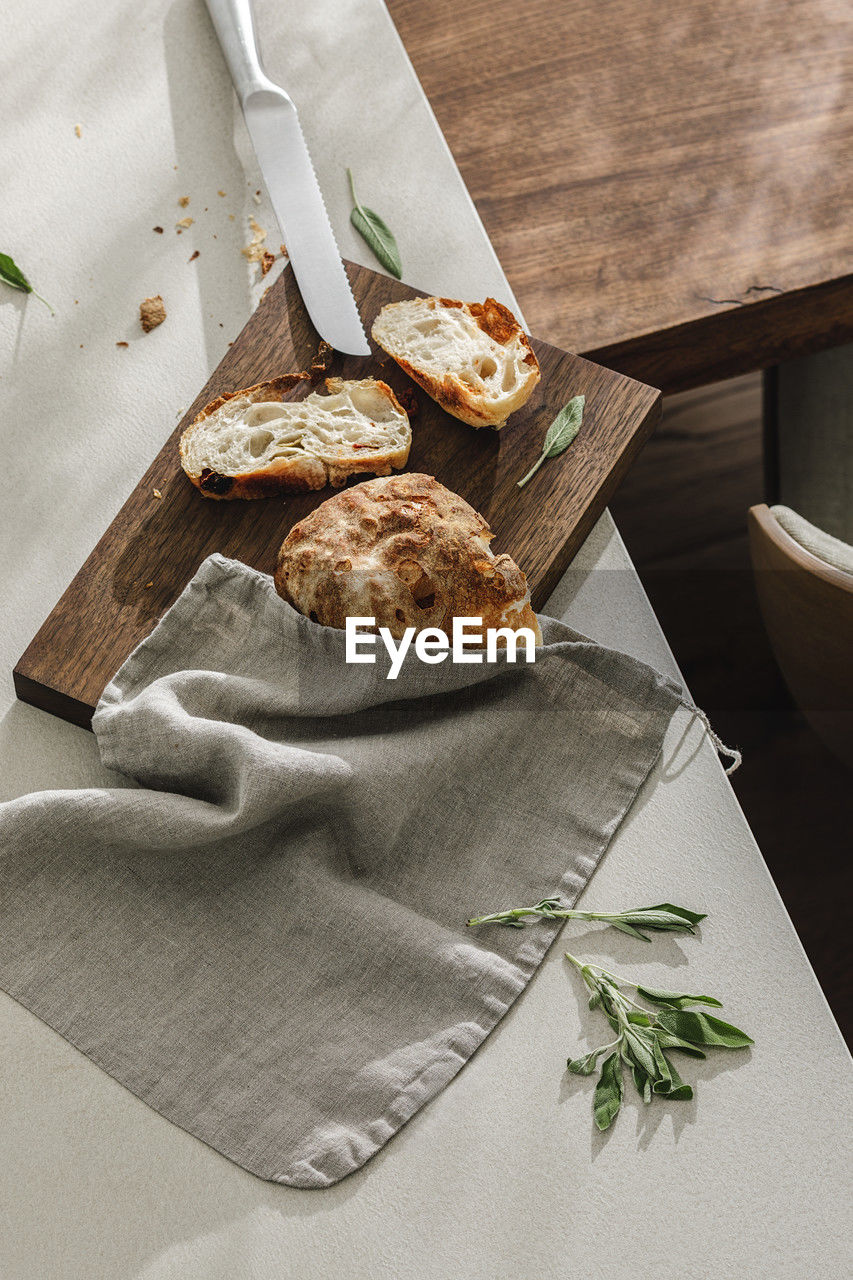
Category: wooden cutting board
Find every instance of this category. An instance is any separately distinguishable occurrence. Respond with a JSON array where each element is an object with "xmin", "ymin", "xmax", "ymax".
[{"xmin": 14, "ymin": 262, "xmax": 660, "ymax": 728}]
